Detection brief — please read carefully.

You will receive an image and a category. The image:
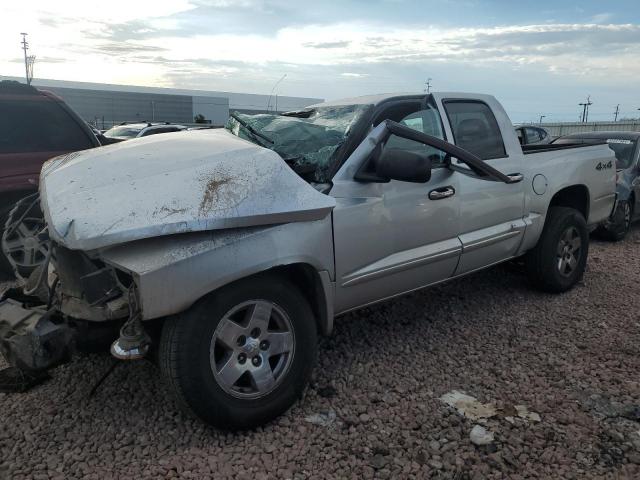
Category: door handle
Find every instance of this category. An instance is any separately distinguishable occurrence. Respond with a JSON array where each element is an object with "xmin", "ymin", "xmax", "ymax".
[
  {"xmin": 506, "ymin": 173, "xmax": 524, "ymax": 183},
  {"xmin": 429, "ymin": 186, "xmax": 455, "ymax": 200}
]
